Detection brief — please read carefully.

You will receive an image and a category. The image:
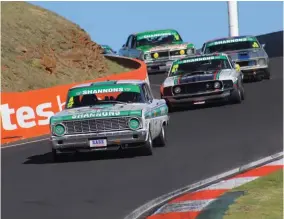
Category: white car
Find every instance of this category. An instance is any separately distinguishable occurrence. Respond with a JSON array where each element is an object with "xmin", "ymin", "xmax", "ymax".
[
  {"xmin": 49, "ymin": 80, "xmax": 169, "ymax": 161},
  {"xmin": 160, "ymin": 53, "xmax": 245, "ymax": 111}
]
